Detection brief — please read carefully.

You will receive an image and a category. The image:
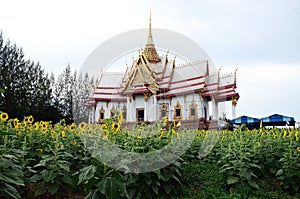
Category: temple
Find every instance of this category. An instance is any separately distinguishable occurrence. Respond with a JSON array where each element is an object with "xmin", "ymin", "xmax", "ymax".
[{"xmin": 86, "ymin": 14, "xmax": 239, "ymax": 129}]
